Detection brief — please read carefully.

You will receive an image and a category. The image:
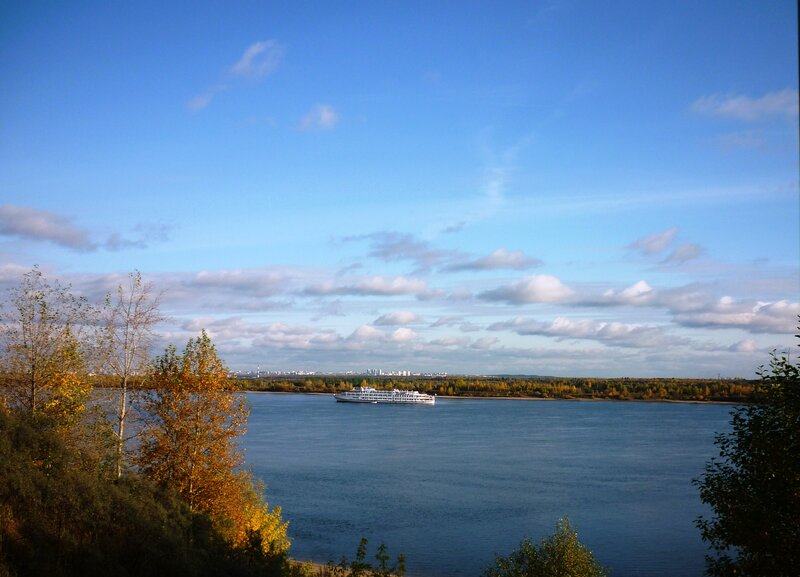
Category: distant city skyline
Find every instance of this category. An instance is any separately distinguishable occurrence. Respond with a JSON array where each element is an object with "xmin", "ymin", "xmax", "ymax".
[{"xmin": 1, "ymin": 1, "xmax": 798, "ymax": 377}]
